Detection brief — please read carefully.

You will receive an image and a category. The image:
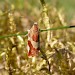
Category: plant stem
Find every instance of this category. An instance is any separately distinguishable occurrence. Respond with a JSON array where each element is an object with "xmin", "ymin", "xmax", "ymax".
[
  {"xmin": 40, "ymin": 0, "xmax": 45, "ymax": 6},
  {"xmin": 40, "ymin": 25, "xmax": 75, "ymax": 32},
  {"xmin": 0, "ymin": 31, "xmax": 28, "ymax": 39},
  {"xmin": 0, "ymin": 26, "xmax": 75, "ymax": 39}
]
